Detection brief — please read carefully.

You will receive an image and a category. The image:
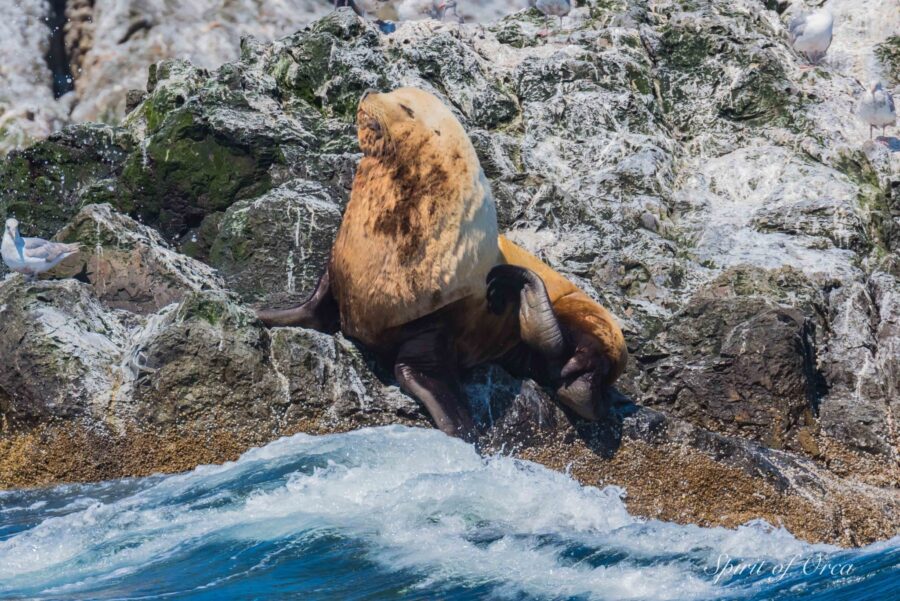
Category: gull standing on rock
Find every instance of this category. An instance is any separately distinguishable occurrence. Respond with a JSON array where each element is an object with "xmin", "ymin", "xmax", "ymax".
[
  {"xmin": 788, "ymin": 10, "xmax": 833, "ymax": 65},
  {"xmin": 430, "ymin": 0, "xmax": 463, "ymax": 23},
  {"xmin": 530, "ymin": 0, "xmax": 571, "ymax": 36},
  {"xmin": 858, "ymin": 82, "xmax": 896, "ymax": 139},
  {"xmin": 334, "ymin": 0, "xmax": 397, "ymax": 32},
  {"xmin": 2, "ymin": 218, "xmax": 79, "ymax": 280}
]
